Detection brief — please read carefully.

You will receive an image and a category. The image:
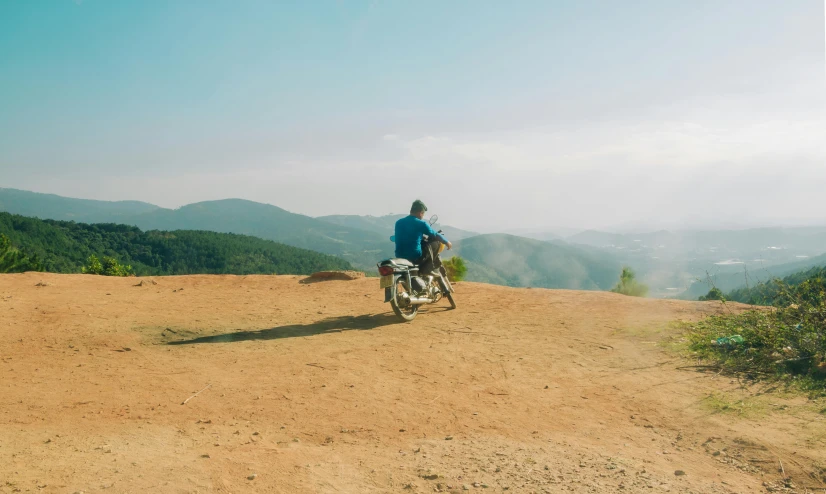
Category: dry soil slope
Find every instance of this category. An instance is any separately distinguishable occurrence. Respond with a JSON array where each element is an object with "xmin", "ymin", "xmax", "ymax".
[{"xmin": 1, "ymin": 273, "xmax": 824, "ymax": 494}]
